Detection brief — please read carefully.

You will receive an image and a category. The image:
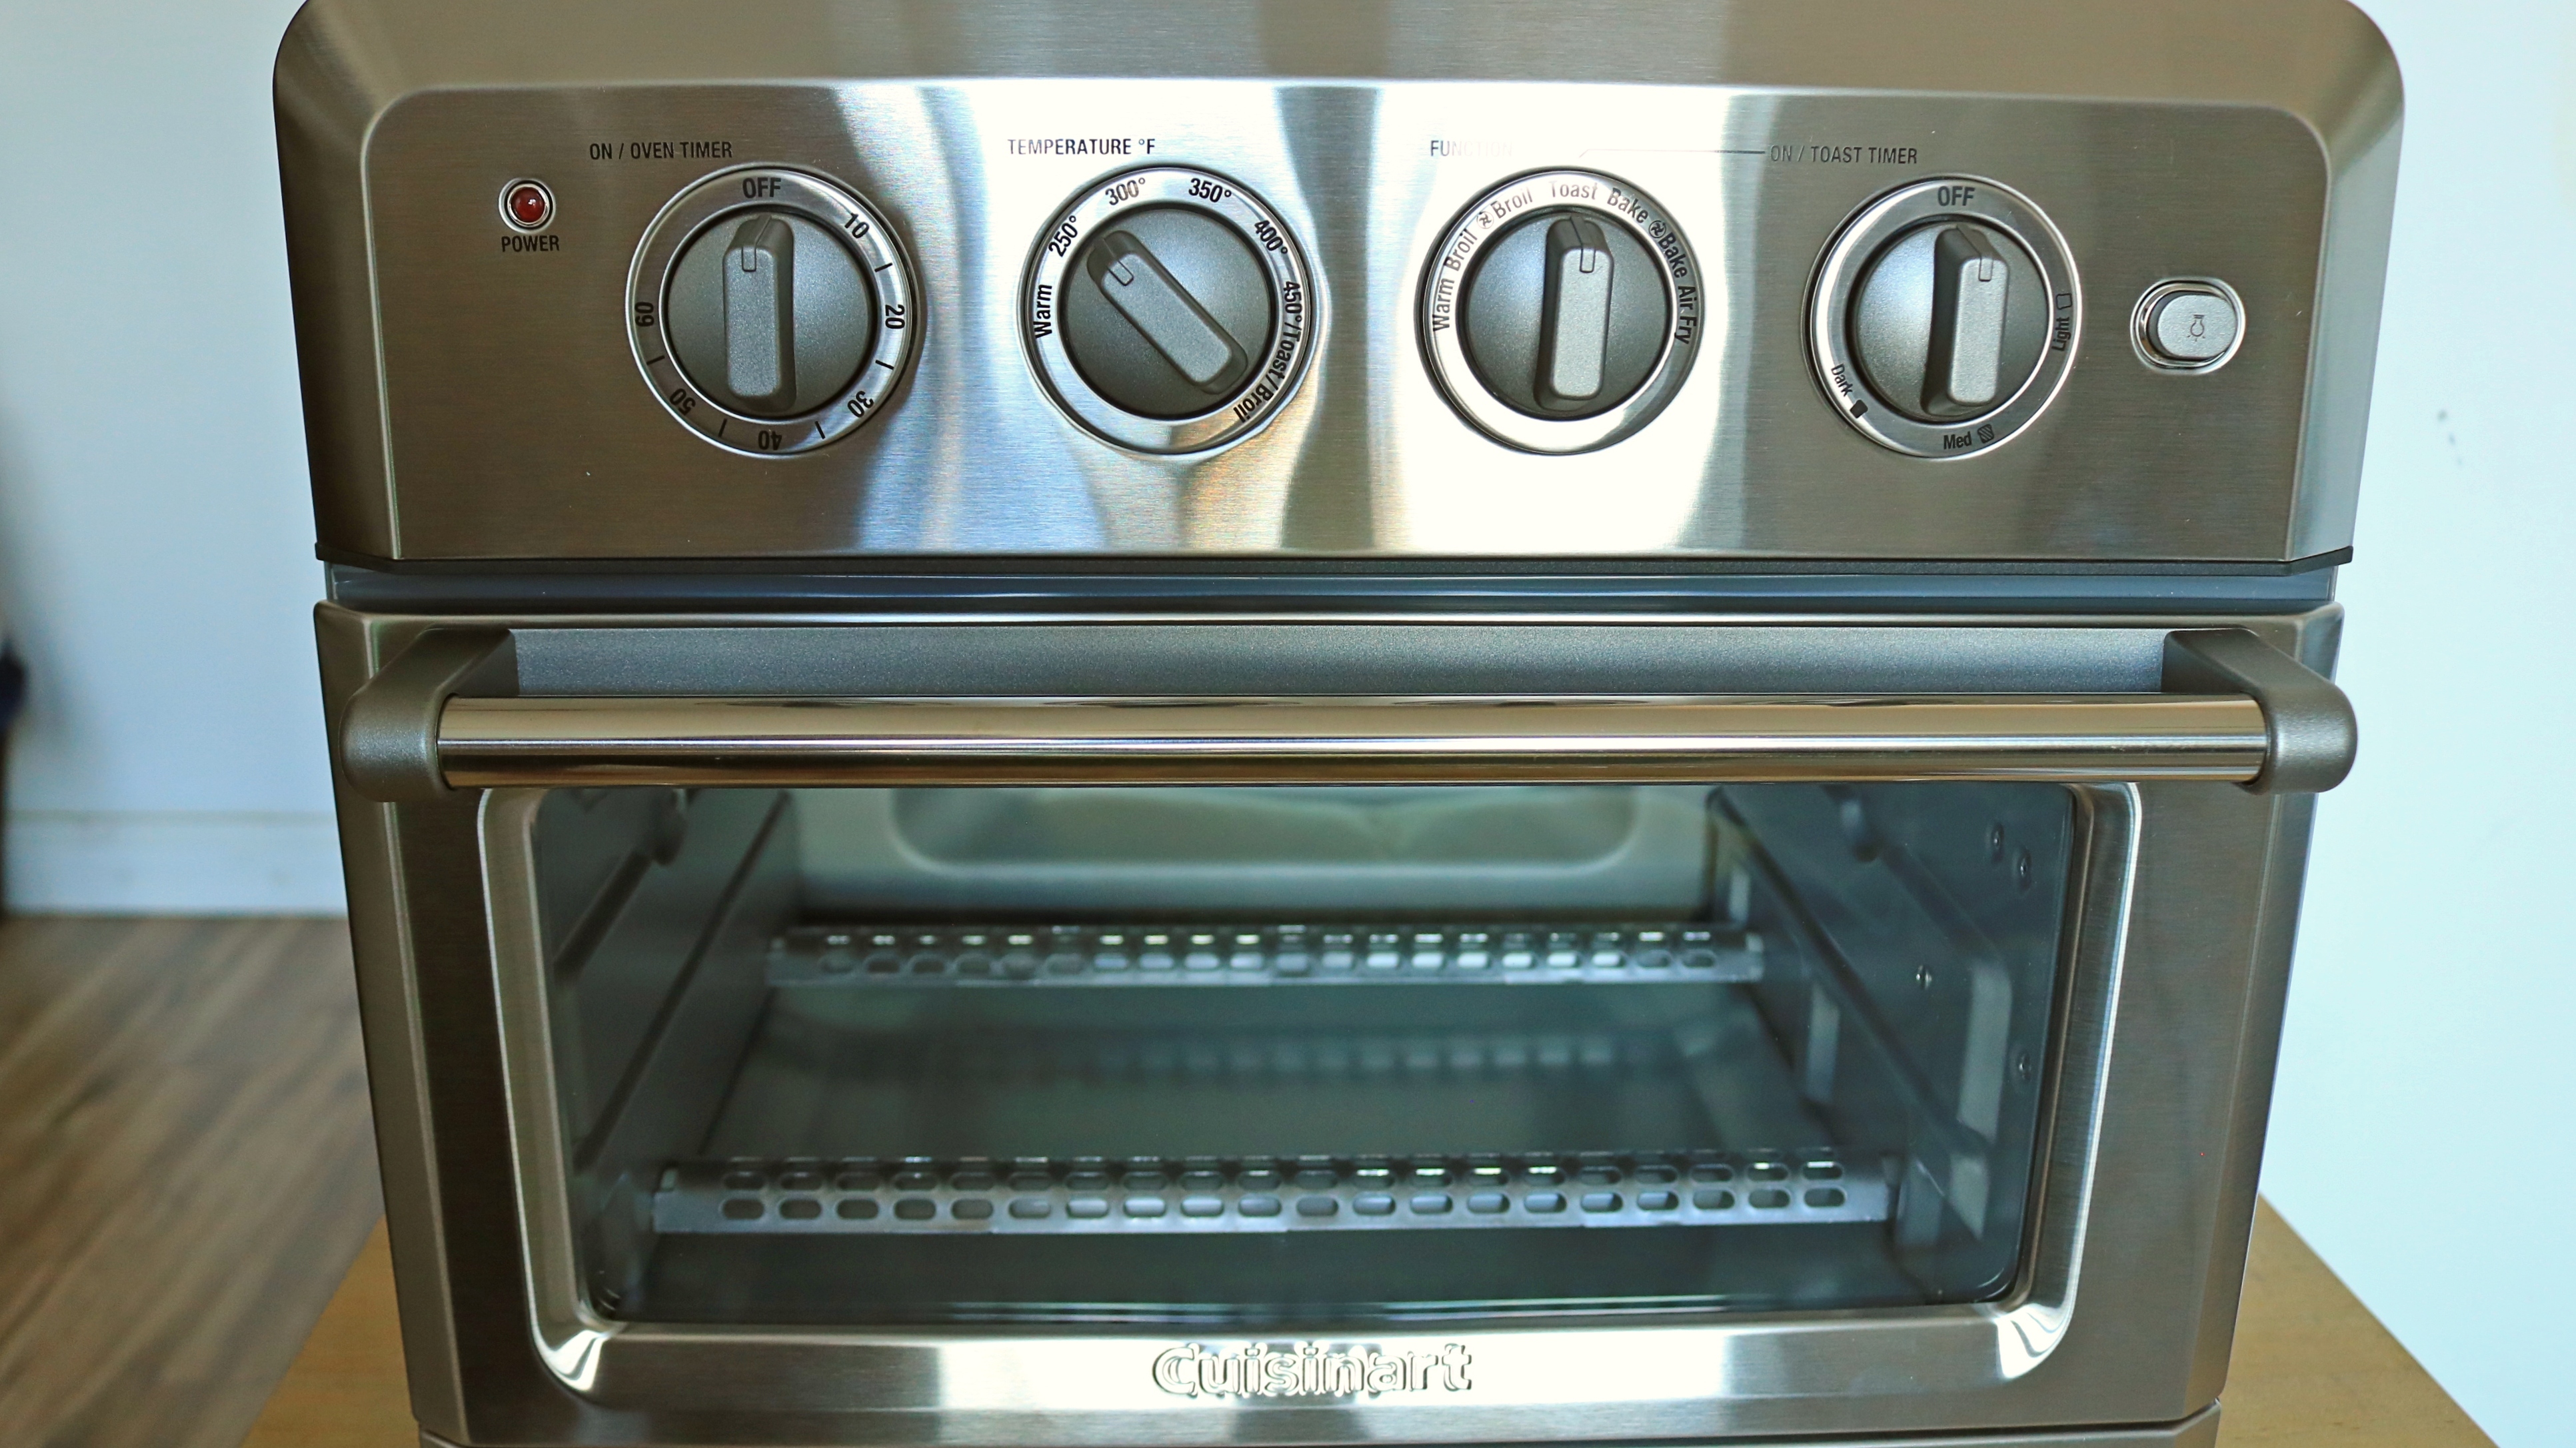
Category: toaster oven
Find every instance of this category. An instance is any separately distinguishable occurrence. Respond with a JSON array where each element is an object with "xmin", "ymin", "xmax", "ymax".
[{"xmin": 281, "ymin": 1, "xmax": 2398, "ymax": 1445}]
